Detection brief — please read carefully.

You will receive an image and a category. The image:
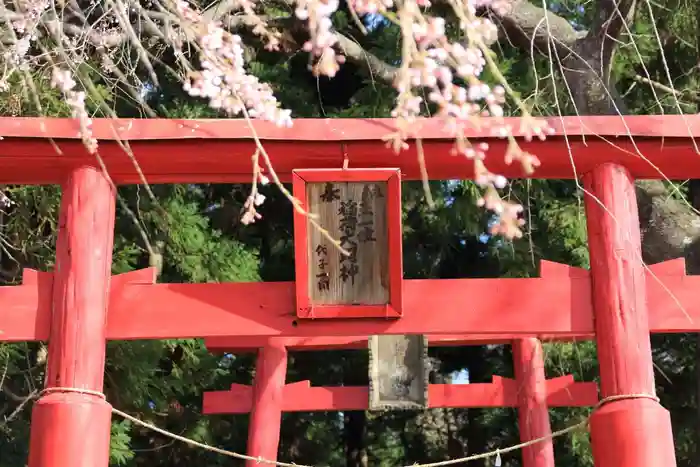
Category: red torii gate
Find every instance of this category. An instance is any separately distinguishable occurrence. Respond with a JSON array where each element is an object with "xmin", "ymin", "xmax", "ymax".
[
  {"xmin": 203, "ymin": 335, "xmax": 599, "ymax": 466},
  {"xmin": 0, "ymin": 115, "xmax": 699, "ymax": 467}
]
